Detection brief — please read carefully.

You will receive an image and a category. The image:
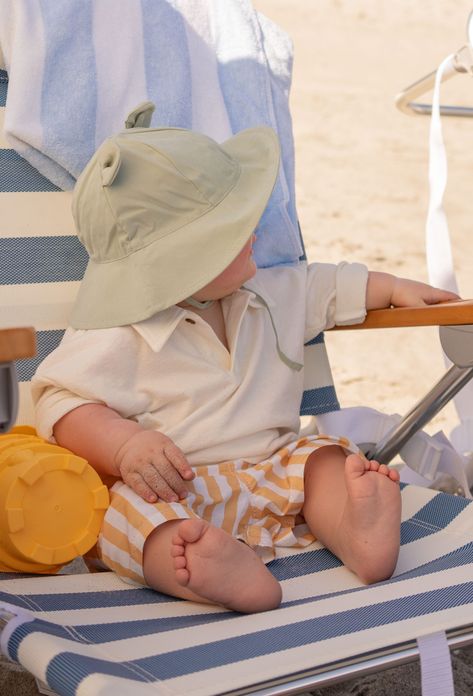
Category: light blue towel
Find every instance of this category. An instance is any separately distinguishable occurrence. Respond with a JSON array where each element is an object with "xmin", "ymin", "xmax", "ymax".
[{"xmin": 0, "ymin": 0, "xmax": 303, "ymax": 267}]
